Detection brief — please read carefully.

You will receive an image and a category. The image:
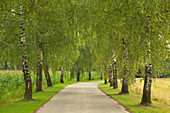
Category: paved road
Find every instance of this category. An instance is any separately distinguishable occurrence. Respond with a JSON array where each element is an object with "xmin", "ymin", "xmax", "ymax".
[{"xmin": 36, "ymin": 81, "xmax": 129, "ymax": 113}]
